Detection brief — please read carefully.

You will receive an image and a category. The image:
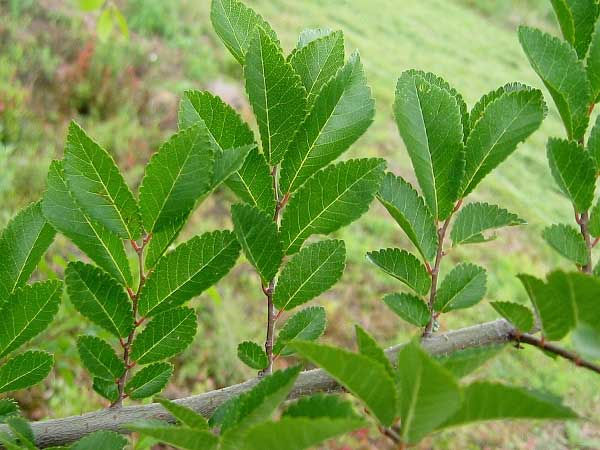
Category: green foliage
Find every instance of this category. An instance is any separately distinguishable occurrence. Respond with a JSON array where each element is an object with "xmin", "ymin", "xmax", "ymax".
[
  {"xmin": 490, "ymin": 301, "xmax": 535, "ymax": 332},
  {"xmin": 549, "ymin": 0, "xmax": 598, "ymax": 59},
  {"xmin": 435, "ymin": 346, "xmax": 504, "ymax": 378},
  {"xmin": 155, "ymin": 397, "xmax": 209, "ymax": 430},
  {"xmin": 237, "ymin": 341, "xmax": 268, "ymax": 370},
  {"xmin": 587, "ymin": 19, "xmax": 600, "ymax": 101},
  {"xmin": 367, "ymin": 248, "xmax": 431, "ymax": 295},
  {"xmin": 125, "ymin": 363, "xmax": 173, "ymax": 399},
  {"xmin": 70, "ymin": 430, "xmax": 127, "ymax": 450},
  {"xmin": 77, "ymin": 335, "xmax": 125, "ymax": 381},
  {"xmin": 541, "ymin": 223, "xmax": 589, "ymax": 265},
  {"xmin": 450, "ymin": 202, "xmax": 525, "ymax": 245},
  {"xmin": 273, "ymin": 306, "xmax": 326, "ymax": 356},
  {"xmin": 382, "ymin": 293, "xmax": 430, "ymax": 327},
  {"xmin": 355, "ymin": 325, "xmax": 394, "ymax": 377},
  {"xmin": 434, "ymin": 263, "xmax": 487, "ymax": 313},
  {"xmin": 0, "ymin": 351, "xmax": 53, "ymax": 393},
  {"xmin": 127, "ymin": 422, "xmax": 218, "ymax": 450}
]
